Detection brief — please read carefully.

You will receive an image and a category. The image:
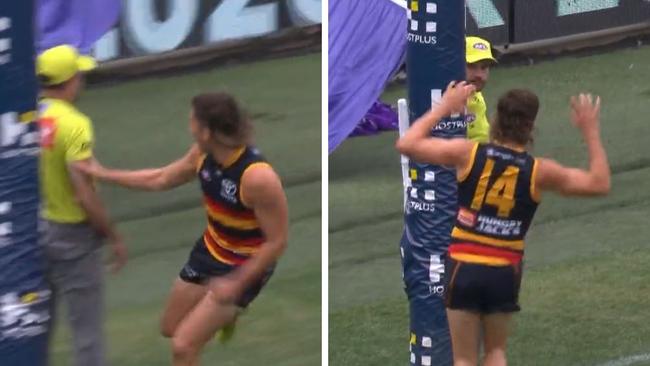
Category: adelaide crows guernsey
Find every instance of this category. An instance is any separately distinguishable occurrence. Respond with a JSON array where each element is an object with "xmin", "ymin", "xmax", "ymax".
[
  {"xmin": 197, "ymin": 146, "xmax": 269, "ymax": 266},
  {"xmin": 449, "ymin": 143, "xmax": 540, "ymax": 266}
]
